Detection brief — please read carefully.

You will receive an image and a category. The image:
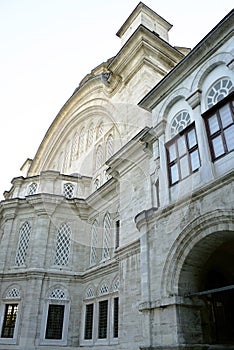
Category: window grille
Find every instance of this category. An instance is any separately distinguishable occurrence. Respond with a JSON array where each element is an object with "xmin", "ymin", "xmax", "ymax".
[
  {"xmin": 106, "ymin": 134, "xmax": 114, "ymax": 159},
  {"xmin": 27, "ymin": 182, "xmax": 37, "ymax": 195},
  {"xmin": 102, "ymin": 213, "xmax": 111, "ymax": 260},
  {"xmin": 6, "ymin": 288, "xmax": 20, "ymax": 299},
  {"xmin": 115, "ymin": 220, "xmax": 120, "ymax": 249},
  {"xmin": 98, "ymin": 300, "xmax": 108, "ymax": 339},
  {"xmin": 84, "ymin": 303, "xmax": 94, "ymax": 340},
  {"xmin": 171, "ymin": 111, "xmax": 191, "ymax": 138},
  {"xmin": 45, "ymin": 304, "xmax": 64, "ymax": 340},
  {"xmin": 90, "ymin": 220, "xmax": 98, "ymax": 265},
  {"xmin": 94, "ymin": 178, "xmax": 100, "ymax": 190},
  {"xmin": 86, "ymin": 288, "xmax": 94, "ymax": 299},
  {"xmin": 100, "ymin": 283, "xmax": 109, "ymax": 295},
  {"xmin": 1, "ymin": 304, "xmax": 18, "ymax": 338},
  {"xmin": 113, "ymin": 279, "xmax": 120, "ymax": 292},
  {"xmin": 71, "ymin": 132, "xmax": 79, "ymax": 160},
  {"xmin": 54, "ymin": 223, "xmax": 71, "ymax": 266},
  {"xmin": 113, "ymin": 297, "xmax": 119, "ymax": 338},
  {"xmin": 49, "ymin": 289, "xmax": 66, "ymax": 300},
  {"xmin": 63, "ymin": 182, "xmax": 75, "ymax": 199},
  {"xmin": 97, "ymin": 122, "xmax": 104, "ymax": 139},
  {"xmin": 207, "ymin": 78, "xmax": 233, "ymax": 109},
  {"xmin": 15, "ymin": 222, "xmax": 31, "ymax": 266},
  {"xmin": 87, "ymin": 123, "xmax": 94, "ymax": 147},
  {"xmin": 96, "ymin": 145, "xmax": 103, "ymax": 169},
  {"xmin": 79, "ymin": 128, "xmax": 85, "ymax": 155},
  {"xmin": 166, "ymin": 123, "xmax": 201, "ymax": 186}
]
